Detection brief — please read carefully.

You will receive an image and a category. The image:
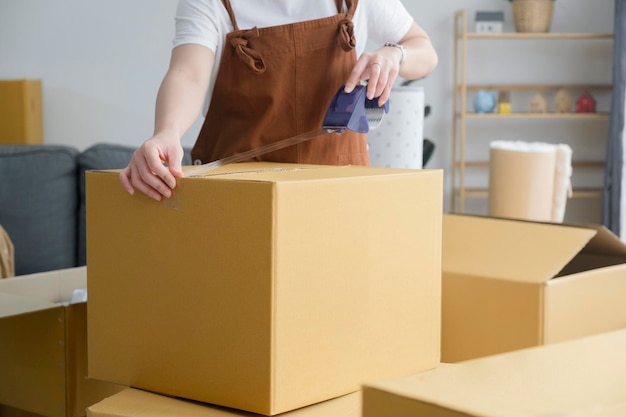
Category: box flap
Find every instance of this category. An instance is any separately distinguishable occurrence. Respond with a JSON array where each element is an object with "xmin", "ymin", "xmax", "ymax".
[
  {"xmin": 582, "ymin": 224, "xmax": 626, "ymax": 257},
  {"xmin": 364, "ymin": 330, "xmax": 626, "ymax": 417},
  {"xmin": 443, "ymin": 214, "xmax": 597, "ymax": 283},
  {"xmin": 0, "ymin": 267, "xmax": 86, "ymax": 303},
  {"xmin": 0, "ymin": 292, "xmax": 57, "ymax": 317}
]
